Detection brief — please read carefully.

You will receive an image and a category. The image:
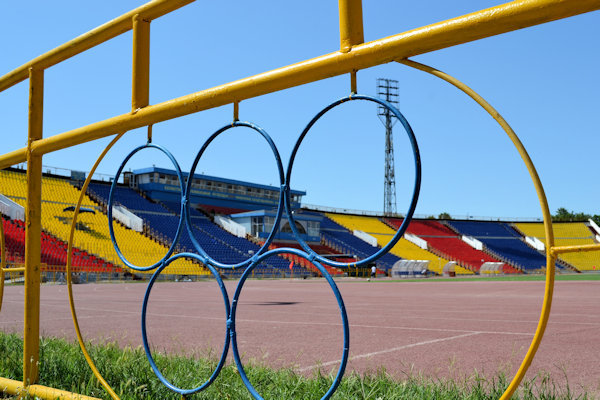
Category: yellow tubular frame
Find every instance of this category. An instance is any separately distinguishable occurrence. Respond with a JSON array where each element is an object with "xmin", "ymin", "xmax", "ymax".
[
  {"xmin": 24, "ymin": 67, "xmax": 44, "ymax": 385},
  {"xmin": 1, "ymin": 0, "xmax": 600, "ymax": 170},
  {"xmin": 0, "ymin": 377, "xmax": 99, "ymax": 400},
  {"xmin": 65, "ymin": 133, "xmax": 126, "ymax": 400},
  {"xmin": 0, "ymin": 0, "xmax": 193, "ymax": 93},
  {"xmin": 551, "ymin": 243, "xmax": 600, "ymax": 255},
  {"xmin": 1, "ymin": 0, "xmax": 600, "ymax": 399},
  {"xmin": 397, "ymin": 58, "xmax": 555, "ymax": 400},
  {"xmin": 338, "ymin": 0, "xmax": 364, "ymax": 52}
]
